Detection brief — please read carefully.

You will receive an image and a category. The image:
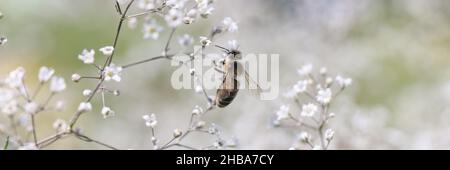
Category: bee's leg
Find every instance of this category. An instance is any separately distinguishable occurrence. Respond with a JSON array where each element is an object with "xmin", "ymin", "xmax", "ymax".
[{"xmin": 214, "ymin": 67, "xmax": 226, "ymax": 74}]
